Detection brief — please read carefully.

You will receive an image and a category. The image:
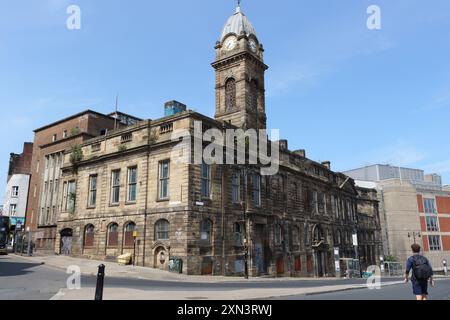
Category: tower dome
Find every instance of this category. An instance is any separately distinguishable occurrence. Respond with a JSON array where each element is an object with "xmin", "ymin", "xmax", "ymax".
[{"xmin": 221, "ymin": 6, "xmax": 257, "ymax": 41}]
